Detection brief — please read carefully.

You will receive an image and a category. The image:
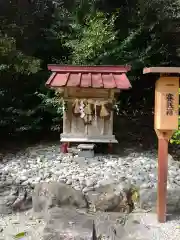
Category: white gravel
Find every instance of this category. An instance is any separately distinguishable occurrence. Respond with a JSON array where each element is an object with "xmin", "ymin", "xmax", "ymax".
[
  {"xmin": 124, "ymin": 212, "xmax": 180, "ymax": 240},
  {"xmin": 0, "ymin": 143, "xmax": 180, "ymax": 192},
  {"xmin": 1, "ymin": 210, "xmax": 180, "ymax": 239},
  {"xmin": 0, "ymin": 210, "xmax": 45, "ymax": 240},
  {"xmin": 0, "ymin": 143, "xmax": 180, "ymax": 239}
]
